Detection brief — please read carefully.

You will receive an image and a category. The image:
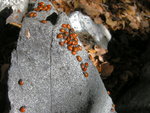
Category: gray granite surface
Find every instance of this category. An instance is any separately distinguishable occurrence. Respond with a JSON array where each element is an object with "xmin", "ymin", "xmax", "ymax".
[{"xmin": 8, "ymin": 0, "xmax": 114, "ymax": 113}]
